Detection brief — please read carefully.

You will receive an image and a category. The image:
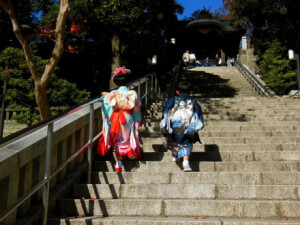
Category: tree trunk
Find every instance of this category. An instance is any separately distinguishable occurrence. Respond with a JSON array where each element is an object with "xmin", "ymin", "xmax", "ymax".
[
  {"xmin": 35, "ymin": 82, "xmax": 51, "ymax": 120},
  {"xmin": 0, "ymin": 0, "xmax": 70, "ymax": 121},
  {"xmin": 110, "ymin": 34, "xmax": 121, "ymax": 90}
]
